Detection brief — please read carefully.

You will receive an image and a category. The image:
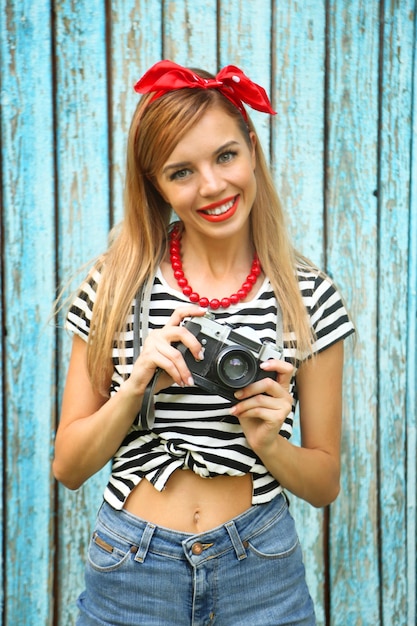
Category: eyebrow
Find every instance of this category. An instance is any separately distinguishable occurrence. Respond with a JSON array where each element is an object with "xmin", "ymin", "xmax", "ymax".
[{"xmin": 162, "ymin": 140, "xmax": 240, "ymax": 176}]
